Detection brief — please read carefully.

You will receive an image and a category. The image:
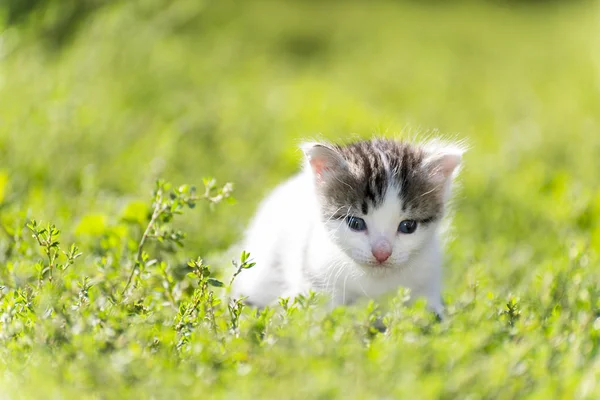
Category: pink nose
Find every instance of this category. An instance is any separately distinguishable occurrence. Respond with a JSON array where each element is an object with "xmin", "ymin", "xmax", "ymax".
[{"xmin": 372, "ymin": 244, "xmax": 392, "ymax": 263}]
